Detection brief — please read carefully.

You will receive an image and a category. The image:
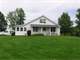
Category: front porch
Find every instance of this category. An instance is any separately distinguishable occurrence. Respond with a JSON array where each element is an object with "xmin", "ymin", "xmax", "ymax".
[{"xmin": 31, "ymin": 24, "xmax": 60, "ymax": 36}]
